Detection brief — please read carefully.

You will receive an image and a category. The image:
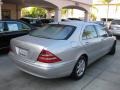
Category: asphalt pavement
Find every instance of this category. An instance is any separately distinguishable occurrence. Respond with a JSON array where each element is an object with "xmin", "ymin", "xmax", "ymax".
[{"xmin": 0, "ymin": 41, "xmax": 120, "ymax": 90}]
